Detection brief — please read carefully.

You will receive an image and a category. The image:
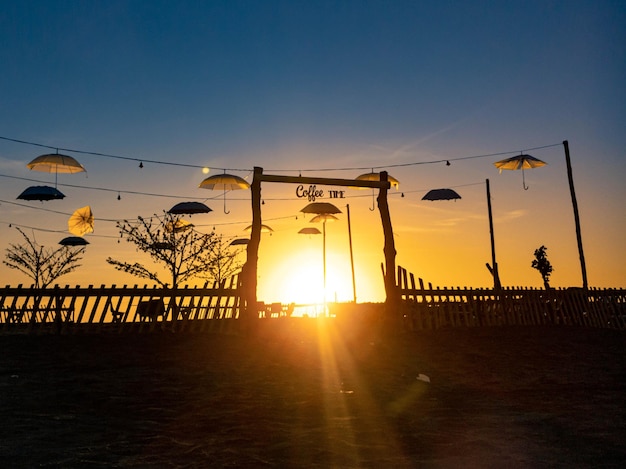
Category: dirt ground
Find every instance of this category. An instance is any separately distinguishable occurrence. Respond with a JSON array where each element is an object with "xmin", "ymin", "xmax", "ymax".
[{"xmin": 1, "ymin": 320, "xmax": 624, "ymax": 468}]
